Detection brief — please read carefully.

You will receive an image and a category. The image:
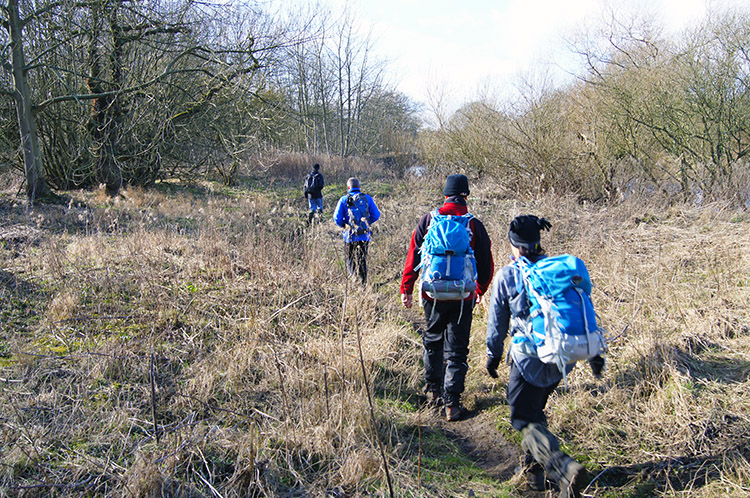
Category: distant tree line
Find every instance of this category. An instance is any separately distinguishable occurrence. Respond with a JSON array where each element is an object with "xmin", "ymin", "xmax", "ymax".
[
  {"xmin": 421, "ymin": 7, "xmax": 750, "ymax": 205},
  {"xmin": 1, "ymin": 0, "xmax": 420, "ymax": 202}
]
